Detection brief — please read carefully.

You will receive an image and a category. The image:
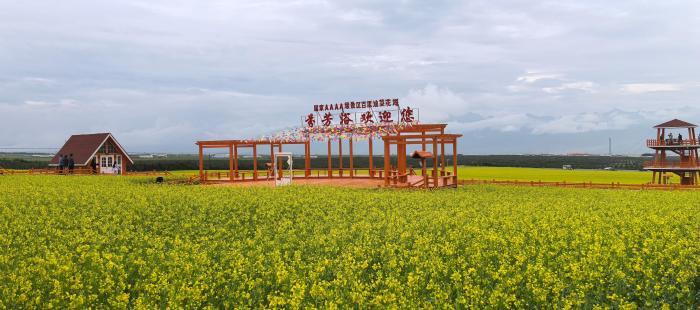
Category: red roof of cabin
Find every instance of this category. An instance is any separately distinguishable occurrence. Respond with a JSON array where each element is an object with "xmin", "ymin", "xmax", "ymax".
[
  {"xmin": 49, "ymin": 133, "xmax": 133, "ymax": 166},
  {"xmin": 653, "ymin": 119, "xmax": 697, "ymax": 128}
]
